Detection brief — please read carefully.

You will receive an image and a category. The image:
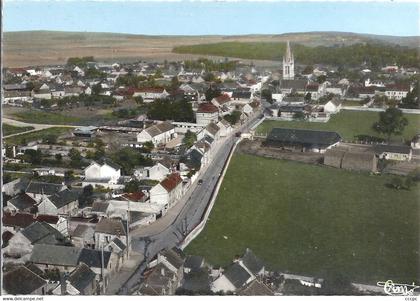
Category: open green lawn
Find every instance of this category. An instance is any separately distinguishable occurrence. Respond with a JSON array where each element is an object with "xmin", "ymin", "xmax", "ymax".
[
  {"xmin": 185, "ymin": 153, "xmax": 419, "ymax": 284},
  {"xmin": 256, "ymin": 110, "xmax": 419, "ymax": 142},
  {"xmin": 2, "ymin": 124, "xmax": 34, "ymax": 136},
  {"xmin": 12, "ymin": 110, "xmax": 83, "ymax": 125},
  {"xmin": 5, "ymin": 127, "xmax": 72, "ymax": 145}
]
